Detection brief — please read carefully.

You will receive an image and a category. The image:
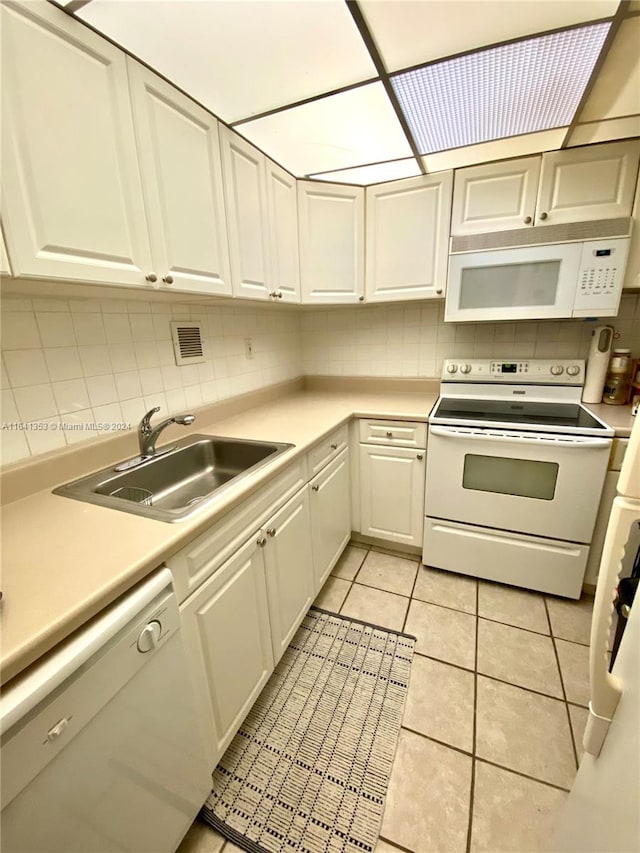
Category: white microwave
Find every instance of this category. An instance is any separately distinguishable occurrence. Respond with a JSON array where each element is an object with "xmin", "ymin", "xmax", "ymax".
[{"xmin": 445, "ymin": 238, "xmax": 629, "ymax": 323}]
